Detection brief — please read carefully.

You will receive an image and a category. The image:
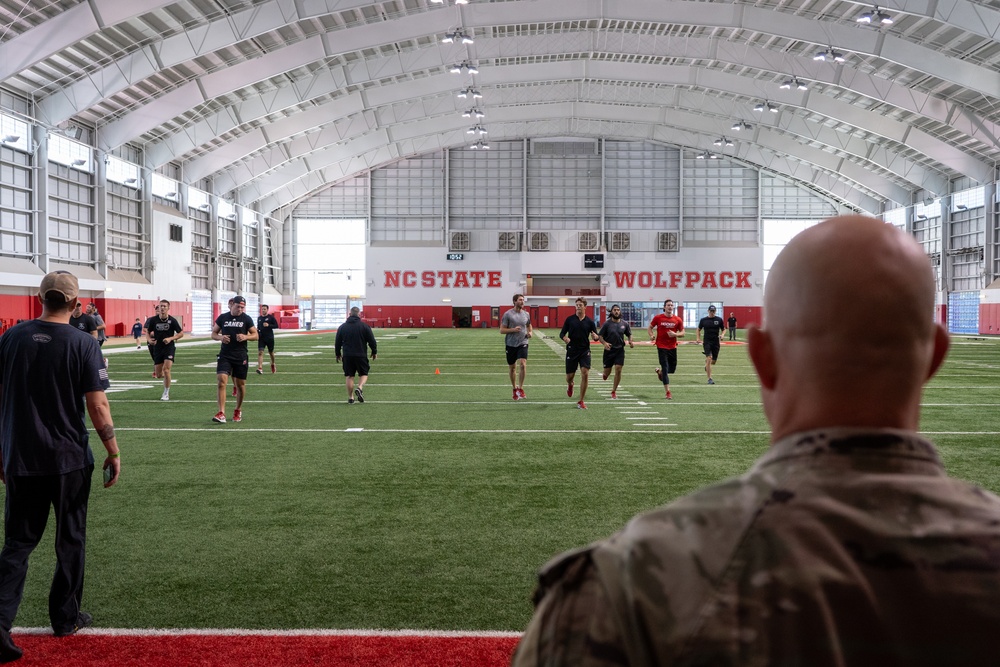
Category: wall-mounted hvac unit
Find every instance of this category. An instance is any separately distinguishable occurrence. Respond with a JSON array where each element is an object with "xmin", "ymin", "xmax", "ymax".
[
  {"xmin": 609, "ymin": 232, "xmax": 631, "ymax": 252},
  {"xmin": 498, "ymin": 231, "xmax": 521, "ymax": 251},
  {"xmin": 658, "ymin": 231, "xmax": 680, "ymax": 252},
  {"xmin": 449, "ymin": 231, "xmax": 470, "ymax": 251},
  {"xmin": 578, "ymin": 232, "xmax": 599, "ymax": 252},
  {"xmin": 528, "ymin": 232, "xmax": 550, "ymax": 251}
]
